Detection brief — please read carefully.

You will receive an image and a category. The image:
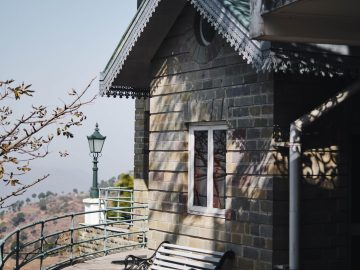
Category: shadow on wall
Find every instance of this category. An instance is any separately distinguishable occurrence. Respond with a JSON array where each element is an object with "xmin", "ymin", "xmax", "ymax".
[
  {"xmin": 271, "ymin": 74, "xmax": 353, "ymax": 267},
  {"xmin": 142, "ymin": 7, "xmax": 355, "ymax": 267},
  {"xmin": 146, "ymin": 39, "xmax": 277, "ymax": 269}
]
